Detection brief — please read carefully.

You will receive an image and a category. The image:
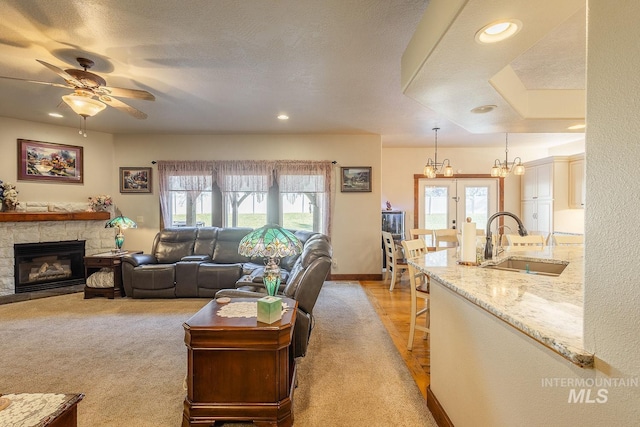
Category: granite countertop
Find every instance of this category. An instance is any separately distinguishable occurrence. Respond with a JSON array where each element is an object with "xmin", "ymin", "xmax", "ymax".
[{"xmin": 408, "ymin": 246, "xmax": 593, "ymax": 368}]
